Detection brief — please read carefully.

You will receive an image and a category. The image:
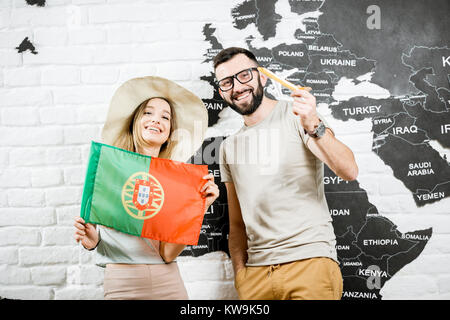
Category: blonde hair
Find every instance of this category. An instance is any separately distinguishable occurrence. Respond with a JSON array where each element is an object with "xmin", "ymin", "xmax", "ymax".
[{"xmin": 113, "ymin": 97, "xmax": 177, "ymax": 159}]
